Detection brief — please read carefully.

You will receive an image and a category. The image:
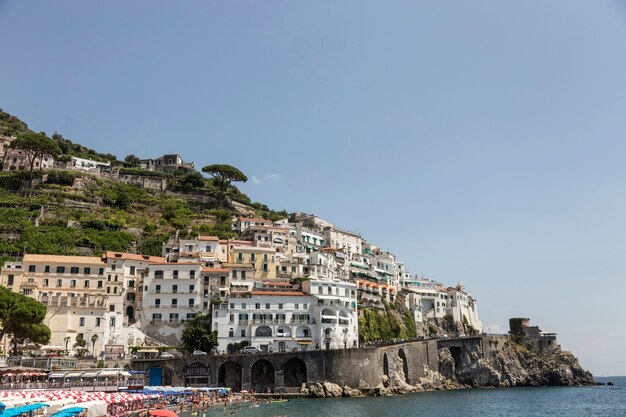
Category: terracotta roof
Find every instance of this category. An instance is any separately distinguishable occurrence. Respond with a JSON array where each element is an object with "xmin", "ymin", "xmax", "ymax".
[
  {"xmin": 104, "ymin": 252, "xmax": 166, "ymax": 263},
  {"xmin": 201, "ymin": 267, "xmax": 230, "ymax": 273},
  {"xmin": 151, "ymin": 261, "xmax": 202, "ymax": 266},
  {"xmin": 250, "ymin": 291, "xmax": 306, "ymax": 297},
  {"xmin": 24, "ymin": 254, "xmax": 103, "ymax": 264},
  {"xmin": 196, "ymin": 235, "xmax": 219, "ymax": 241}
]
